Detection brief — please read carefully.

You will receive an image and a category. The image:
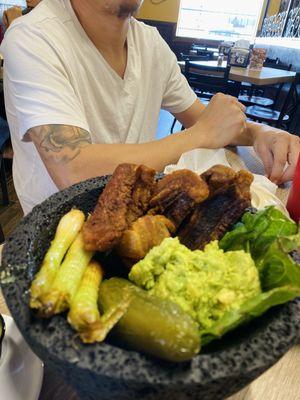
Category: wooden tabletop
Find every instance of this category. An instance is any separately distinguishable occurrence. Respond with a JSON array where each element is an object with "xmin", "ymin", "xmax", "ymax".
[
  {"xmin": 230, "ymin": 66, "xmax": 296, "ymax": 86},
  {"xmin": 0, "ymin": 147, "xmax": 298, "ymax": 400},
  {"xmin": 178, "ymin": 60, "xmax": 296, "ymax": 86}
]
